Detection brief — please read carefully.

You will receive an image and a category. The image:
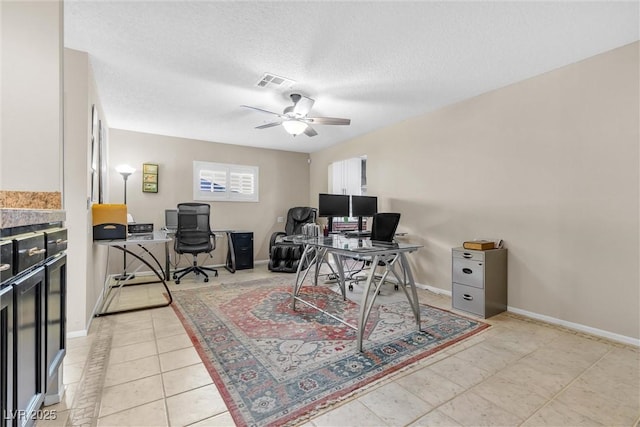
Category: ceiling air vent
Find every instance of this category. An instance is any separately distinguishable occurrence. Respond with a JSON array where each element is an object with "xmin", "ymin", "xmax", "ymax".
[{"xmin": 255, "ymin": 73, "xmax": 295, "ymax": 90}]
